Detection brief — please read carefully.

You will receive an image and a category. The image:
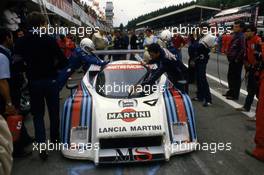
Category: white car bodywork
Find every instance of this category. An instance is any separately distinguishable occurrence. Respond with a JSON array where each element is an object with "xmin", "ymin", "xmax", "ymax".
[{"xmin": 61, "ymin": 60, "xmax": 197, "ymax": 164}]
